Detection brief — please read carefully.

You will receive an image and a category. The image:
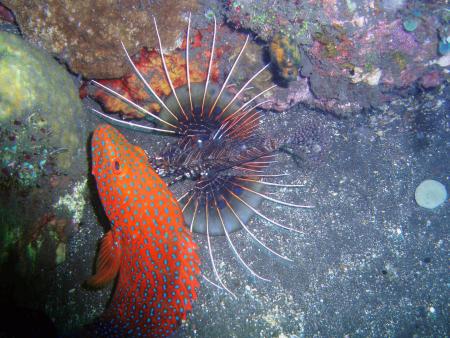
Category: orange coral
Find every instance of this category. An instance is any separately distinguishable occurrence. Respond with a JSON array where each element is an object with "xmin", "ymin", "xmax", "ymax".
[{"xmin": 89, "ymin": 29, "xmax": 224, "ymax": 119}]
